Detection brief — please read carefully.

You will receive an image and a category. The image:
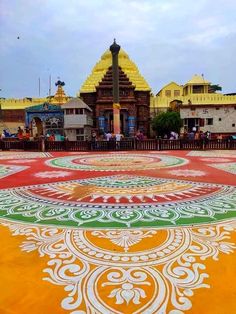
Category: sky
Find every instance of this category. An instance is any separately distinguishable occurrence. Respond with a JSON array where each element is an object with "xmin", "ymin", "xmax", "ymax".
[{"xmin": 0, "ymin": 0, "xmax": 236, "ymax": 98}]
